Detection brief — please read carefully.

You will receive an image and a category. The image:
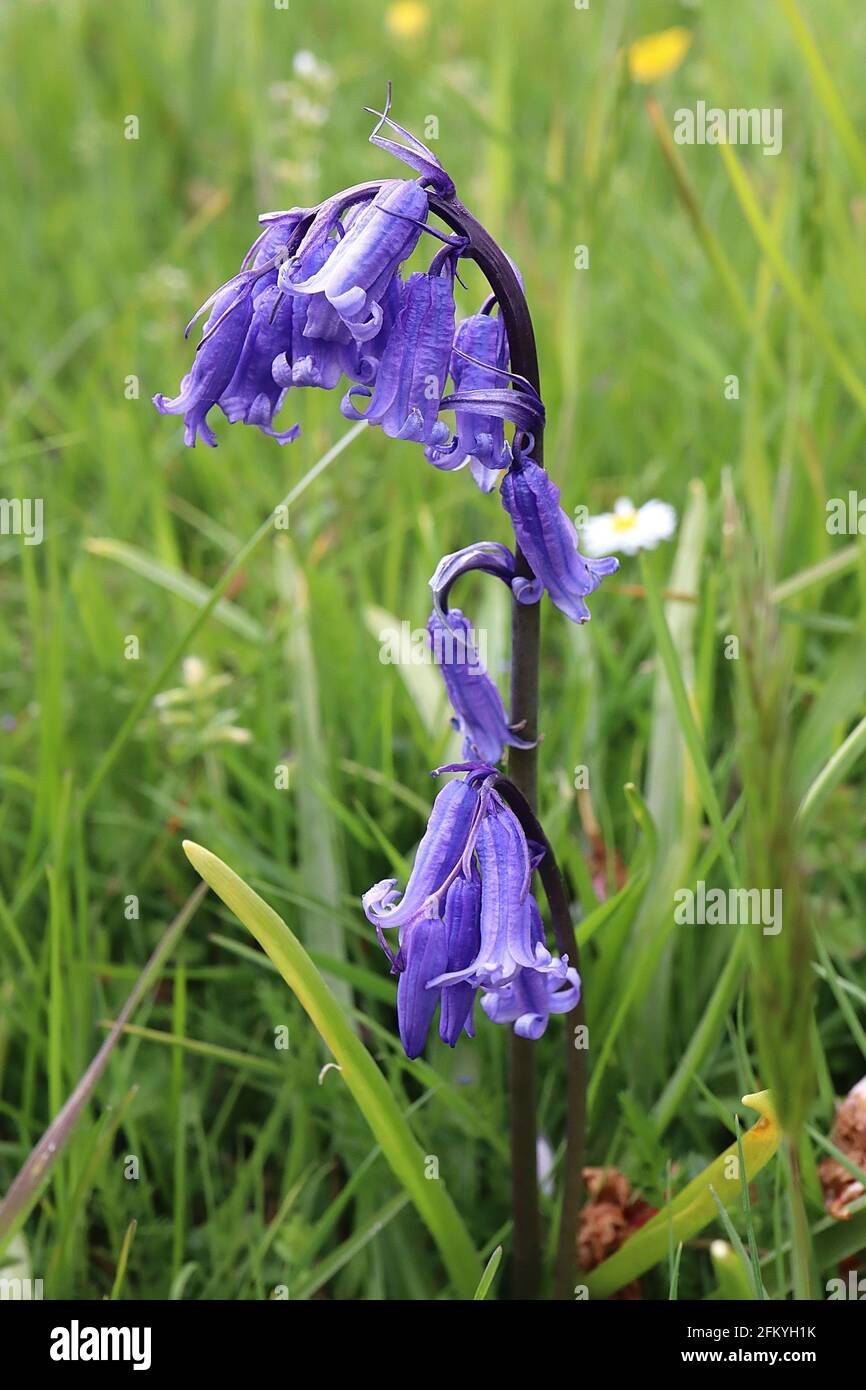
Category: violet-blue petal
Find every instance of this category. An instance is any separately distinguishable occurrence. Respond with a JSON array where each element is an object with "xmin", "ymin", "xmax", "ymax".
[
  {"xmin": 153, "ymin": 282, "xmax": 254, "ymax": 447},
  {"xmin": 427, "ymin": 608, "xmax": 534, "ymax": 765},
  {"xmin": 431, "ymin": 802, "xmax": 534, "ymax": 989},
  {"xmin": 438, "ymin": 873, "xmax": 481, "ymax": 1046},
  {"xmin": 437, "ymin": 384, "xmax": 545, "ymax": 444},
  {"xmin": 362, "ymin": 776, "xmax": 480, "ymax": 931},
  {"xmin": 429, "ymin": 542, "xmax": 517, "ymax": 622},
  {"xmin": 480, "ymin": 964, "xmax": 581, "ymax": 1040},
  {"xmin": 217, "ymin": 282, "xmax": 299, "ymax": 443},
  {"xmin": 244, "ymin": 208, "xmax": 308, "ymax": 269},
  {"xmin": 340, "ymin": 263, "xmax": 455, "ymax": 445},
  {"xmin": 426, "ymin": 313, "xmax": 512, "ymax": 492},
  {"xmin": 397, "ymin": 916, "xmax": 448, "ymax": 1059},
  {"xmin": 501, "ymin": 455, "xmax": 619, "ymax": 624},
  {"xmin": 281, "ymin": 180, "xmax": 427, "ymax": 338}
]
